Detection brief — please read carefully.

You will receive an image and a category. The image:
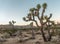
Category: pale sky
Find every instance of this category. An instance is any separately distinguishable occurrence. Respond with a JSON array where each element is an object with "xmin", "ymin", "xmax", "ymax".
[{"xmin": 0, "ymin": 0, "xmax": 60, "ymax": 25}]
